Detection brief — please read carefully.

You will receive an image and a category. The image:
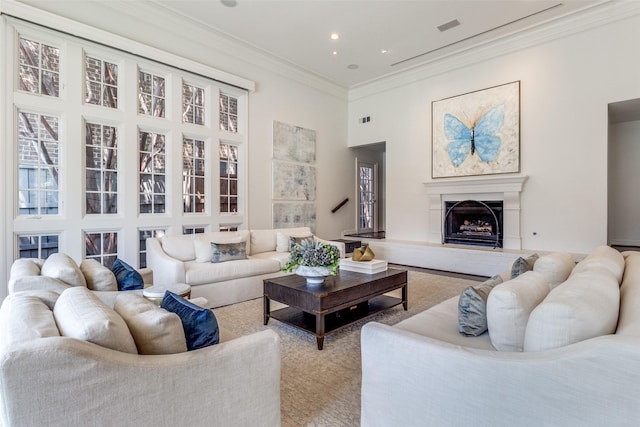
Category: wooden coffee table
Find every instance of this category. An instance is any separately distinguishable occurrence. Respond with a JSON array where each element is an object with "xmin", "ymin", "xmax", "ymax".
[{"xmin": 263, "ymin": 268, "xmax": 407, "ymax": 350}]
